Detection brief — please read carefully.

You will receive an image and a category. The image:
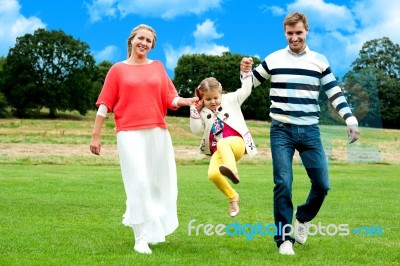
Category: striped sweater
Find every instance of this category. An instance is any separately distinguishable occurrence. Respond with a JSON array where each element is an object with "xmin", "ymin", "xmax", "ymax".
[{"xmin": 252, "ymin": 46, "xmax": 358, "ymax": 126}]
